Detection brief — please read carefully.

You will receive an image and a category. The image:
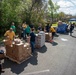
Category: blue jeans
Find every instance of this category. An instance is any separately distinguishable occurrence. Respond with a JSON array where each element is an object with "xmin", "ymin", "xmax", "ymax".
[
  {"xmin": 30, "ymin": 42, "xmax": 35, "ymax": 53},
  {"xmin": 23, "ymin": 30, "xmax": 26, "ymax": 39}
]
